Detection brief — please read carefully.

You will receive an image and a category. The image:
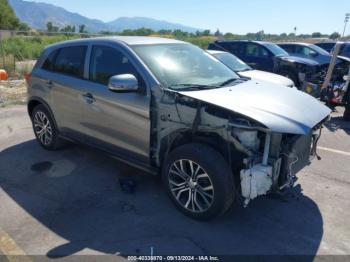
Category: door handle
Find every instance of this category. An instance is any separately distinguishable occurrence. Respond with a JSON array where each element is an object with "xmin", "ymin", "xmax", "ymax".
[
  {"xmin": 46, "ymin": 80, "xmax": 54, "ymax": 88},
  {"xmin": 82, "ymin": 93, "xmax": 96, "ymax": 104}
]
